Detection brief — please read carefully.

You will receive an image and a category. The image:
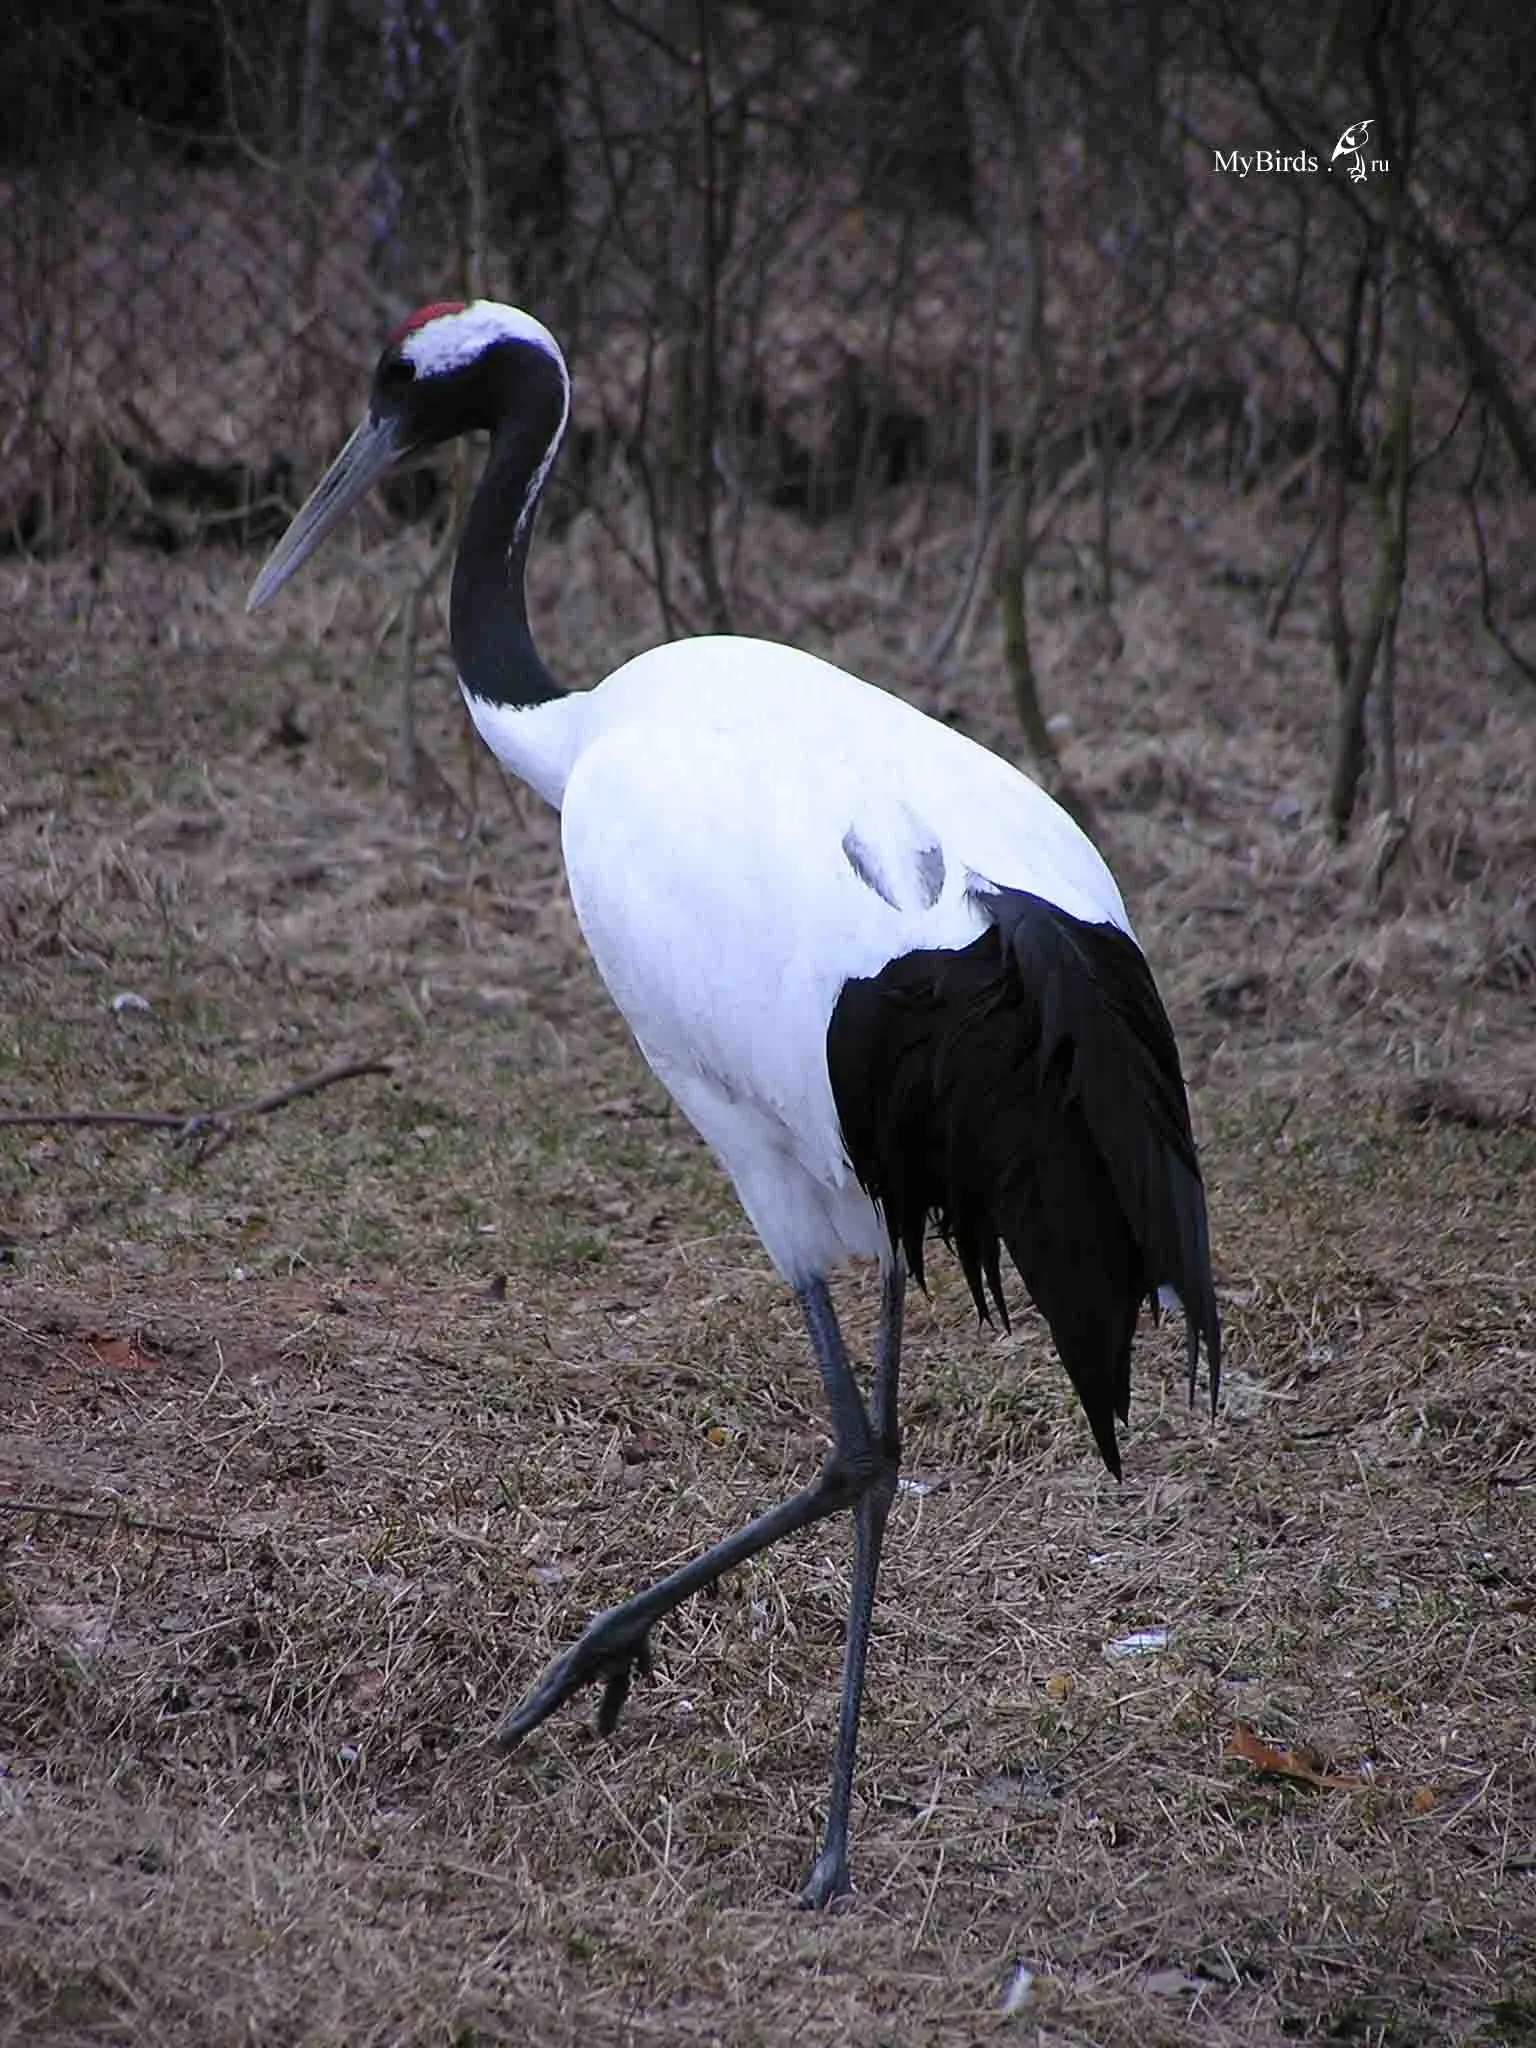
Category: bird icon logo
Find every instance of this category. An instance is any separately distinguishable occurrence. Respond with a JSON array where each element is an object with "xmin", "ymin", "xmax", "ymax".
[{"xmin": 1330, "ymin": 118, "xmax": 1375, "ymax": 182}]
